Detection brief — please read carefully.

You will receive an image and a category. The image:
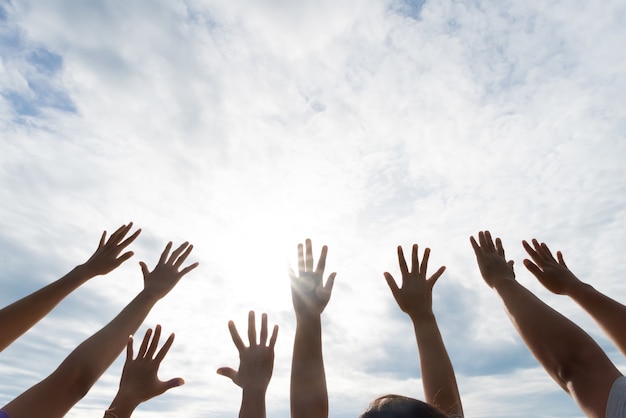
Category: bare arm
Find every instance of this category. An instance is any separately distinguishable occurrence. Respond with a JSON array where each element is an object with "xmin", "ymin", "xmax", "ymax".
[
  {"xmin": 104, "ymin": 325, "xmax": 184, "ymax": 418},
  {"xmin": 472, "ymin": 231, "xmax": 621, "ymax": 418},
  {"xmin": 384, "ymin": 244, "xmax": 463, "ymax": 416},
  {"xmin": 217, "ymin": 311, "xmax": 279, "ymax": 418},
  {"xmin": 523, "ymin": 239, "xmax": 626, "ymax": 356},
  {"xmin": 289, "ymin": 239, "xmax": 336, "ymax": 418},
  {"xmin": 0, "ymin": 223, "xmax": 140, "ymax": 352},
  {"xmin": 1, "ymin": 241, "xmax": 198, "ymax": 418}
]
